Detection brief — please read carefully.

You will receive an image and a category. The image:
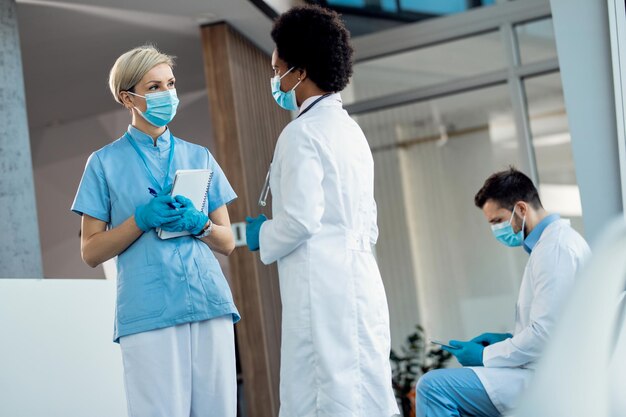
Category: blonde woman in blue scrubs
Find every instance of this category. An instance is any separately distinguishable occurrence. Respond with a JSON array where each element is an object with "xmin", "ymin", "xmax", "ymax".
[{"xmin": 71, "ymin": 45, "xmax": 240, "ymax": 417}]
